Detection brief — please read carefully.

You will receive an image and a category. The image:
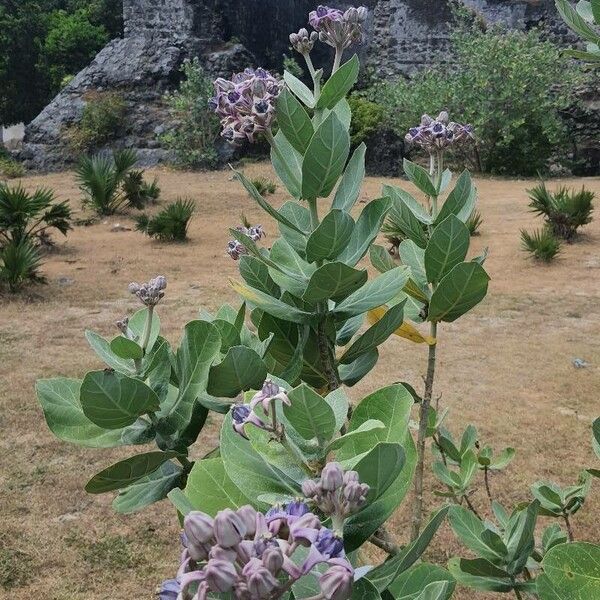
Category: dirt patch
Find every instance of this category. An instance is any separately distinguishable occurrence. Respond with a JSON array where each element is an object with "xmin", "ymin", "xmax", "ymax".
[{"xmin": 1, "ymin": 164, "xmax": 599, "ymax": 599}]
